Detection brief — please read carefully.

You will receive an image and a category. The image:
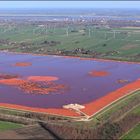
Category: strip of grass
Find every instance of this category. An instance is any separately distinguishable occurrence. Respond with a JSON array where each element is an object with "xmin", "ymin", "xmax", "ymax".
[
  {"xmin": 0, "ymin": 121, "xmax": 23, "ymax": 131},
  {"xmin": 121, "ymin": 124, "xmax": 140, "ymax": 139},
  {"xmin": 130, "ymin": 104, "xmax": 140, "ymax": 115},
  {"xmin": 0, "ymin": 107, "xmax": 27, "ymax": 116},
  {"xmin": 0, "ymin": 107, "xmax": 72, "ymax": 121}
]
